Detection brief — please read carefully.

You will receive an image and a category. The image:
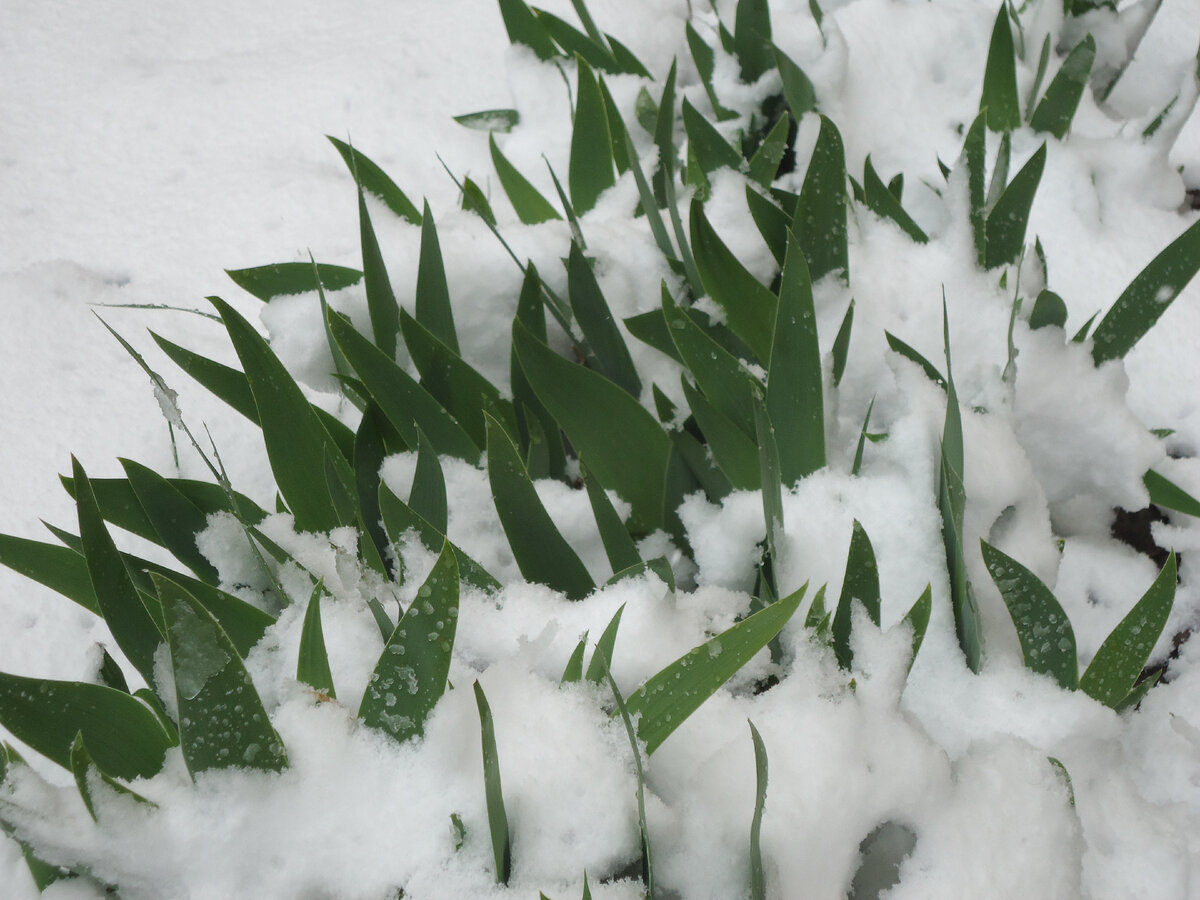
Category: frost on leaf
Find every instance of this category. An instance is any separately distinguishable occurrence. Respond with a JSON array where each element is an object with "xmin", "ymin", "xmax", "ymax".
[{"xmin": 168, "ymin": 597, "xmax": 231, "ymax": 700}]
